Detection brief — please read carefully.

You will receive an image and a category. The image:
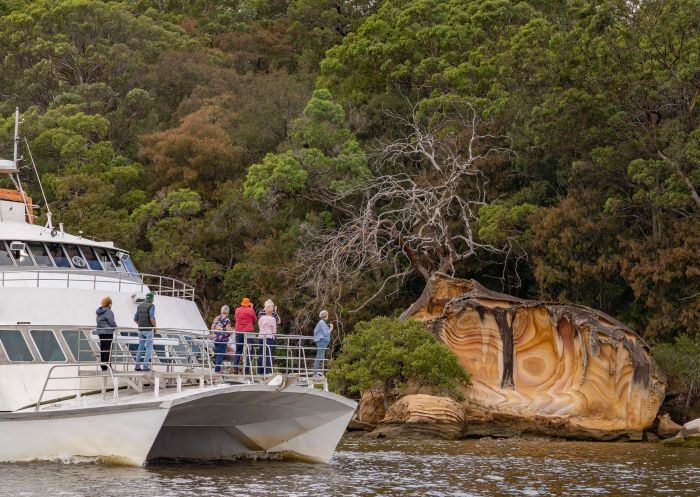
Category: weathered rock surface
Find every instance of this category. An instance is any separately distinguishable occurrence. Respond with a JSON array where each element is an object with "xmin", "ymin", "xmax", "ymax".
[
  {"xmin": 402, "ymin": 274, "xmax": 667, "ymax": 440},
  {"xmin": 664, "ymin": 418, "xmax": 700, "ymax": 448},
  {"xmin": 369, "ymin": 394, "xmax": 466, "ymax": 439},
  {"xmin": 347, "ymin": 414, "xmax": 376, "ymax": 432},
  {"xmin": 681, "ymin": 418, "xmax": 700, "ymax": 437},
  {"xmin": 657, "ymin": 414, "xmax": 683, "ymax": 438},
  {"xmin": 359, "ymin": 388, "xmax": 387, "ymax": 426}
]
